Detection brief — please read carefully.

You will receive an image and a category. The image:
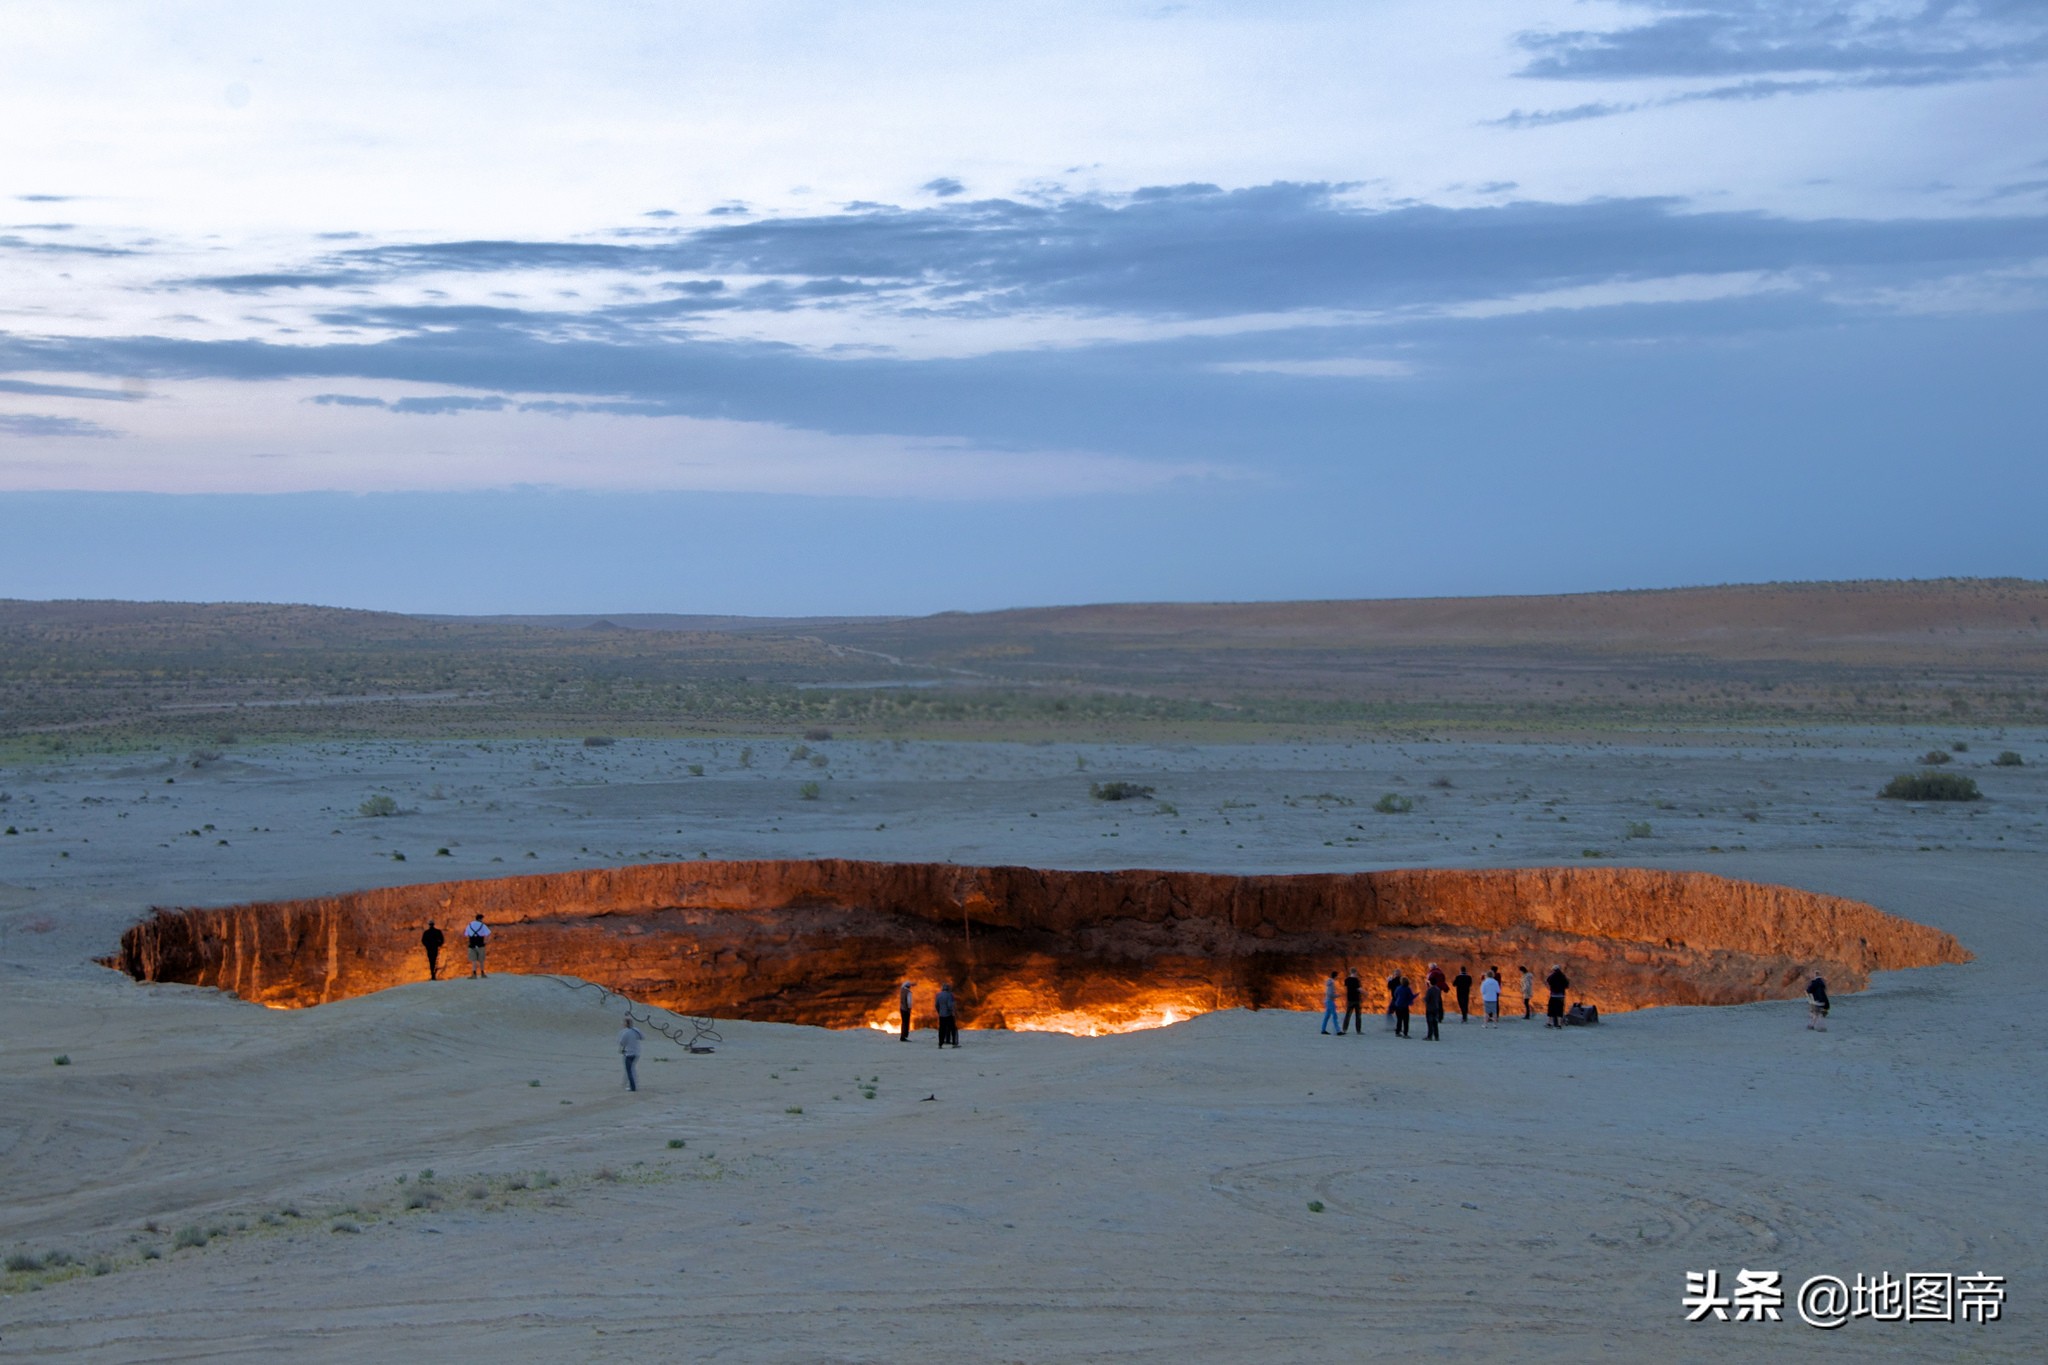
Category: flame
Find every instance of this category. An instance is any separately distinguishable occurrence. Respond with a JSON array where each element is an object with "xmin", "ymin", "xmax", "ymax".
[{"xmin": 860, "ymin": 993, "xmax": 1211, "ymax": 1037}]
